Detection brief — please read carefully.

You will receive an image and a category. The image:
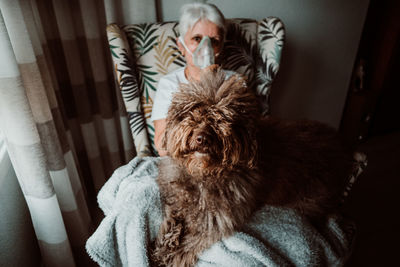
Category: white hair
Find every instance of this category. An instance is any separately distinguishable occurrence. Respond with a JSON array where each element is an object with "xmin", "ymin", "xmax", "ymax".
[{"xmin": 179, "ymin": 2, "xmax": 226, "ymax": 40}]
